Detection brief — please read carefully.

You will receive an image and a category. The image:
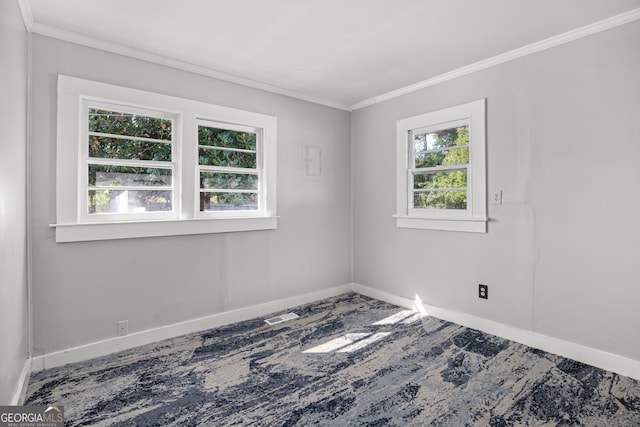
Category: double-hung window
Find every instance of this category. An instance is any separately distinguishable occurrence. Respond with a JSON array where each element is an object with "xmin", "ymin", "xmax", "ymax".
[
  {"xmin": 54, "ymin": 75, "xmax": 277, "ymax": 242},
  {"xmin": 411, "ymin": 120, "xmax": 470, "ymax": 211},
  {"xmin": 84, "ymin": 104, "xmax": 177, "ymax": 221},
  {"xmin": 395, "ymin": 99, "xmax": 487, "ymax": 233},
  {"xmin": 197, "ymin": 121, "xmax": 262, "ymax": 214}
]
